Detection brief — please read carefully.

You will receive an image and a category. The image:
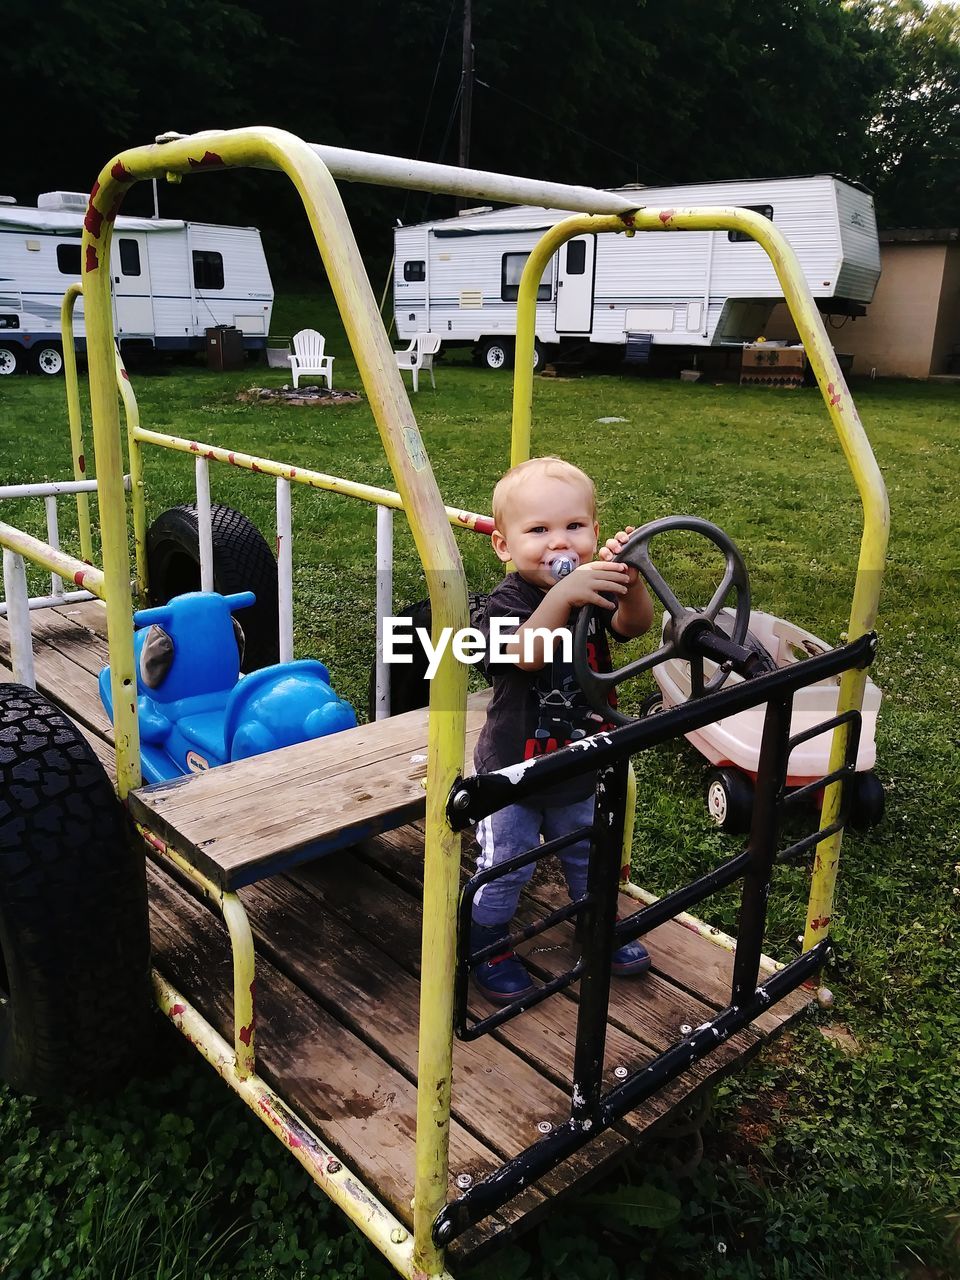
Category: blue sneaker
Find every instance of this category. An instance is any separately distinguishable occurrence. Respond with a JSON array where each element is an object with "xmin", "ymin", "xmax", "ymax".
[
  {"xmin": 578, "ymin": 914, "xmax": 652, "ymax": 976},
  {"xmin": 611, "ymin": 935, "xmax": 652, "ymax": 976},
  {"xmin": 470, "ymin": 922, "xmax": 537, "ymax": 1003}
]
